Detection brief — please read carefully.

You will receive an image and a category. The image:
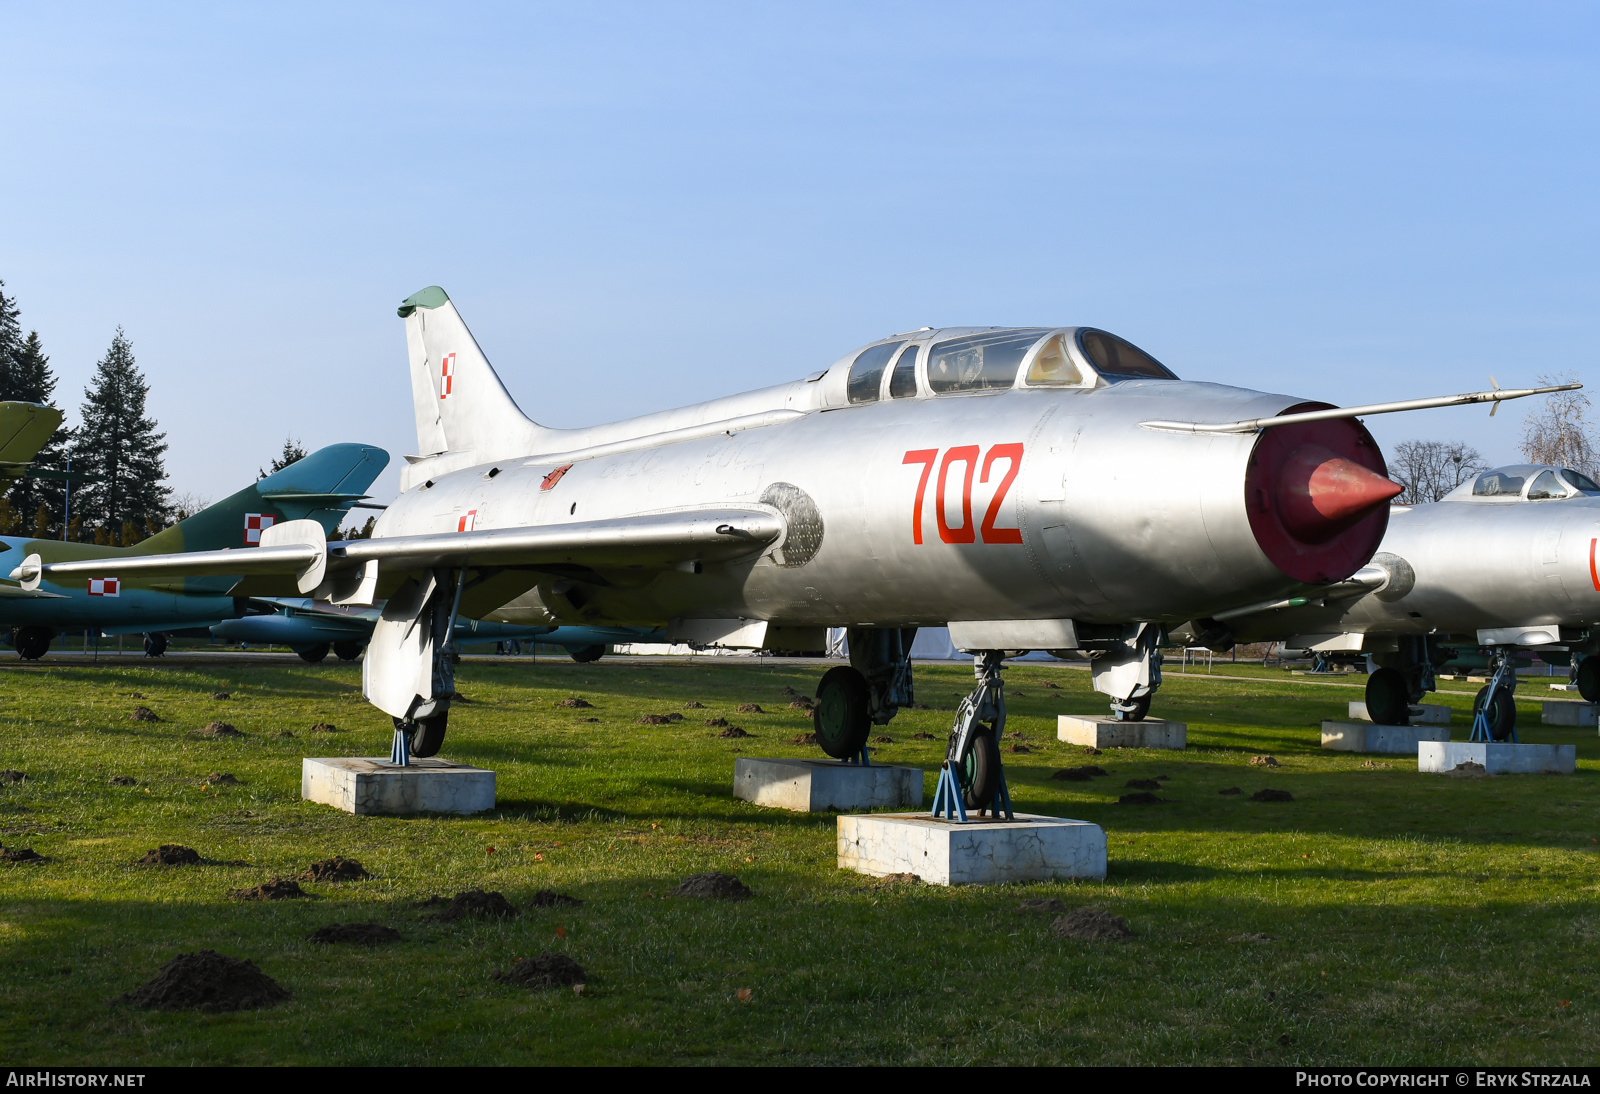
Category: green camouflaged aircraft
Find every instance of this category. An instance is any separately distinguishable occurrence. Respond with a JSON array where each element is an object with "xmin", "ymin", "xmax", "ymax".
[{"xmin": 0, "ymin": 402, "xmax": 65, "ymax": 481}]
